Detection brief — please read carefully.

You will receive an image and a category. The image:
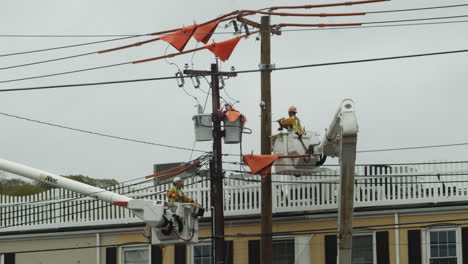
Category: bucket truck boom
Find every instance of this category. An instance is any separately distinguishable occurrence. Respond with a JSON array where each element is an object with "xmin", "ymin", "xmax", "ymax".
[
  {"xmin": 272, "ymin": 99, "xmax": 358, "ymax": 264},
  {"xmin": 0, "ymin": 159, "xmax": 202, "ymax": 245}
]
